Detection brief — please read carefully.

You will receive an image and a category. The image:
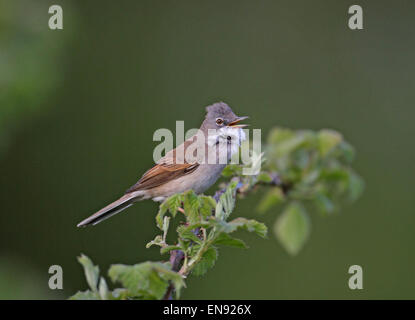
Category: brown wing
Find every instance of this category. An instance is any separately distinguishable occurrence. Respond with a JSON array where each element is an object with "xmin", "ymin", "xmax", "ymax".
[{"xmin": 125, "ymin": 137, "xmax": 200, "ymax": 193}]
